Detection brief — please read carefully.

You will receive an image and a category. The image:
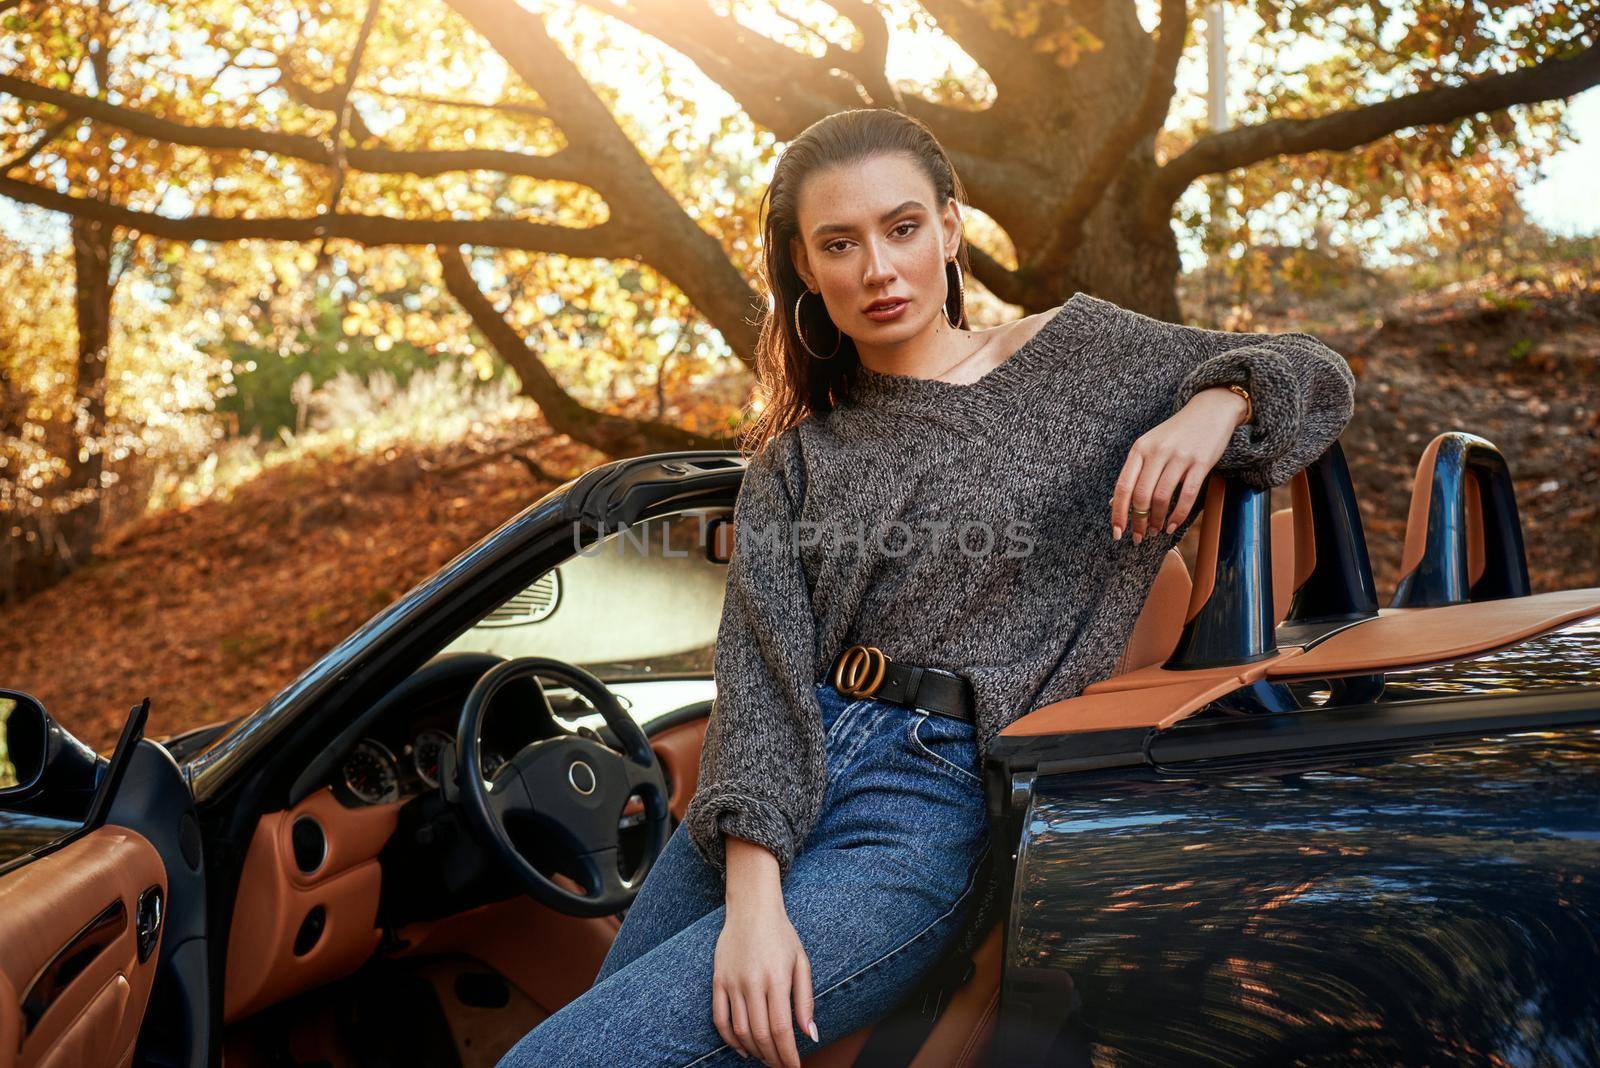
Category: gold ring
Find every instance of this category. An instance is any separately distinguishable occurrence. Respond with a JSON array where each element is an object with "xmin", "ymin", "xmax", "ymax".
[
  {"xmin": 833, "ymin": 644, "xmax": 890, "ymax": 698},
  {"xmin": 1129, "ymin": 506, "xmax": 1150, "ymax": 517}
]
